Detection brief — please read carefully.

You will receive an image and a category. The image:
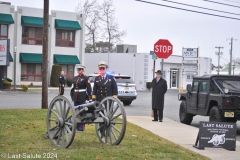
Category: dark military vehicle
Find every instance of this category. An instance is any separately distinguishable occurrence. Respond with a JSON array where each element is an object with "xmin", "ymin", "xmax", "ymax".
[{"xmin": 178, "ymin": 75, "xmax": 240, "ymax": 125}]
